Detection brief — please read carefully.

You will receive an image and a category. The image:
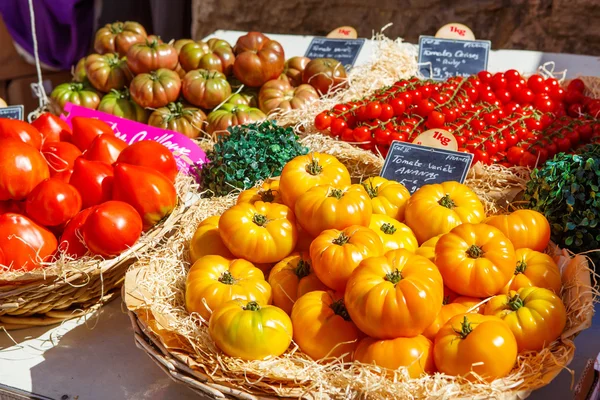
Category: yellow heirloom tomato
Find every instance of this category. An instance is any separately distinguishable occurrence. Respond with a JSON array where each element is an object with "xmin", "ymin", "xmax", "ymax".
[
  {"xmin": 345, "ymin": 249, "xmax": 443, "ymax": 339},
  {"xmin": 185, "ymin": 255, "xmax": 272, "ymax": 320},
  {"xmin": 291, "ymin": 291, "xmax": 362, "ymax": 361},
  {"xmin": 483, "ymin": 287, "xmax": 566, "ymax": 352},
  {"xmin": 361, "ymin": 176, "xmax": 410, "ymax": 221},
  {"xmin": 484, "ymin": 209, "xmax": 551, "ymax": 252},
  {"xmin": 501, "ymin": 248, "xmax": 562, "ymax": 294},
  {"xmin": 369, "ymin": 214, "xmax": 418, "ymax": 253},
  {"xmin": 279, "ymin": 152, "xmax": 351, "ymax": 211},
  {"xmin": 209, "ymin": 300, "xmax": 292, "ymax": 360},
  {"xmin": 189, "ymin": 215, "xmax": 233, "ymax": 263},
  {"xmin": 421, "ymin": 302, "xmax": 469, "ymax": 340},
  {"xmin": 414, "ymin": 234, "xmax": 443, "ymax": 262},
  {"xmin": 219, "ymin": 201, "xmax": 297, "ymax": 264},
  {"xmin": 310, "ymin": 225, "xmax": 383, "ymax": 292},
  {"xmin": 435, "ymin": 223, "xmax": 516, "ymax": 297},
  {"xmin": 433, "ymin": 314, "xmax": 518, "ymax": 382},
  {"xmin": 405, "ymin": 181, "xmax": 485, "ymax": 244},
  {"xmin": 237, "ymin": 178, "xmax": 282, "ymax": 205},
  {"xmin": 295, "ymin": 184, "xmax": 372, "ymax": 237},
  {"xmin": 268, "ymin": 252, "xmax": 328, "ymax": 315},
  {"xmin": 353, "ymin": 335, "xmax": 435, "ymax": 378}
]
